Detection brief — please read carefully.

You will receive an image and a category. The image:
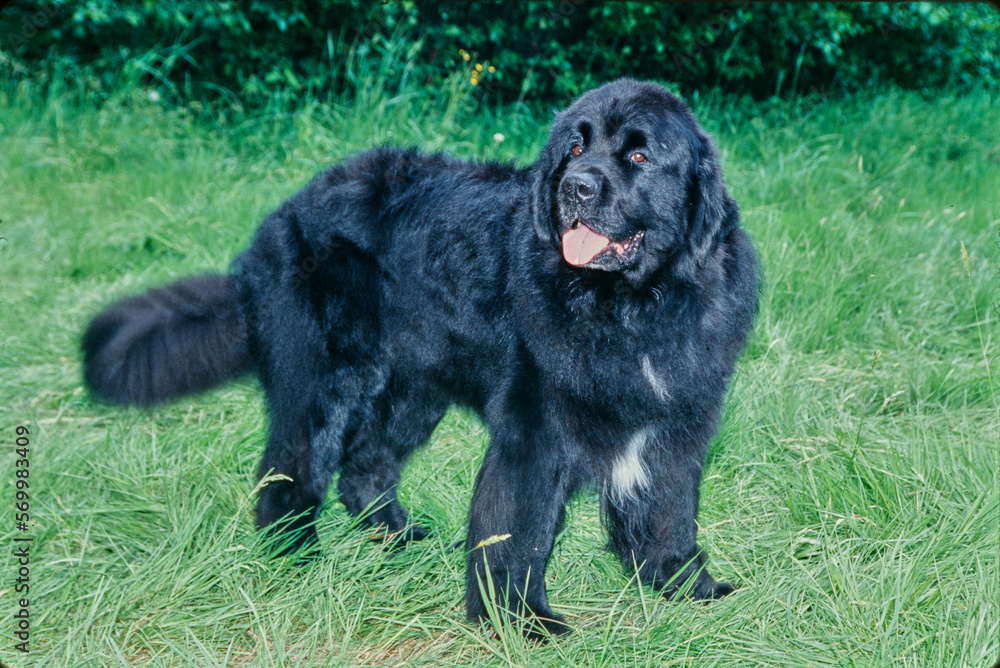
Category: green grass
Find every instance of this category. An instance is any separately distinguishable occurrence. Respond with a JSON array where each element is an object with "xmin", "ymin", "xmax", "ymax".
[{"xmin": 0, "ymin": 75, "xmax": 996, "ymax": 667}]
